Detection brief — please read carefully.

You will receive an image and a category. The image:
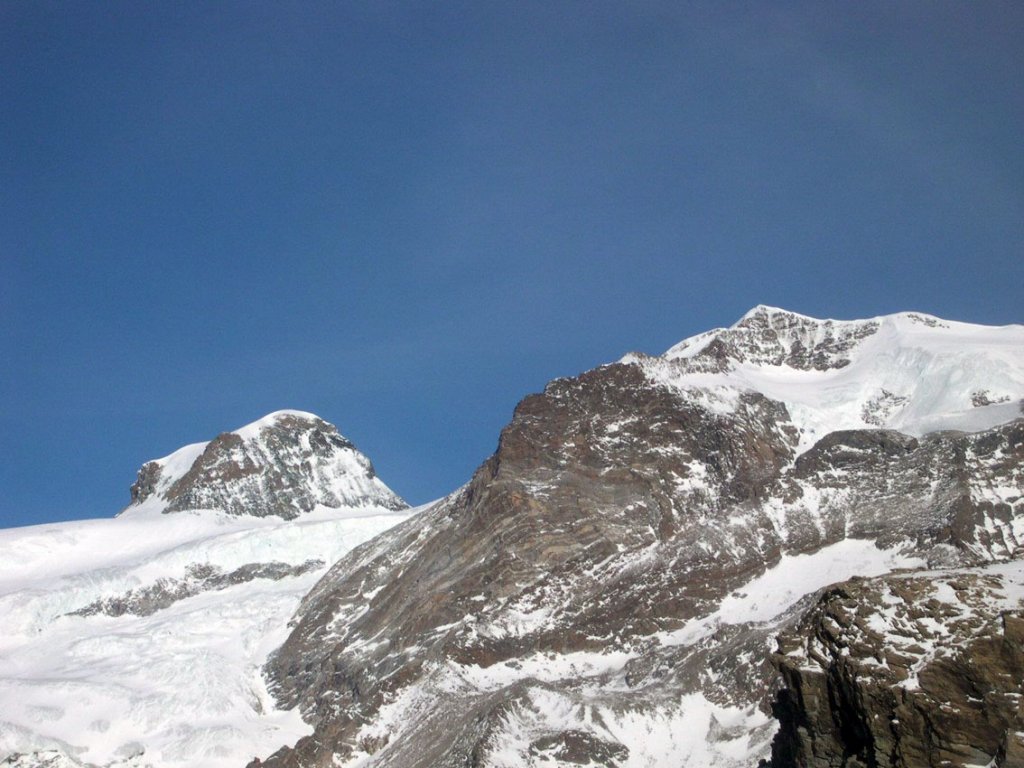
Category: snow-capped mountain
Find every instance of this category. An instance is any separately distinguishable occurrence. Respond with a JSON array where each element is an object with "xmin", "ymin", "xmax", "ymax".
[
  {"xmin": 2, "ymin": 308, "xmax": 1022, "ymax": 768},
  {"xmin": 253, "ymin": 308, "xmax": 1023, "ymax": 768},
  {"xmin": 124, "ymin": 410, "xmax": 406, "ymax": 519},
  {"xmin": 0, "ymin": 414, "xmax": 413, "ymax": 768}
]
